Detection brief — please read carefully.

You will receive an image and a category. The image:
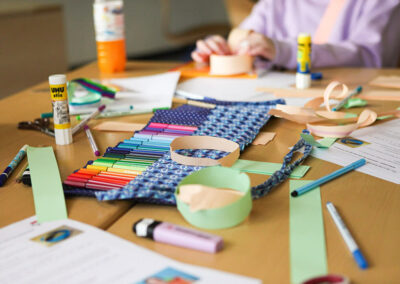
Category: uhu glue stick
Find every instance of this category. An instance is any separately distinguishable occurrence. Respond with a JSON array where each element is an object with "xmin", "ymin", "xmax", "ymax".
[
  {"xmin": 48, "ymin": 74, "xmax": 73, "ymax": 145},
  {"xmin": 296, "ymin": 33, "xmax": 312, "ymax": 89}
]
